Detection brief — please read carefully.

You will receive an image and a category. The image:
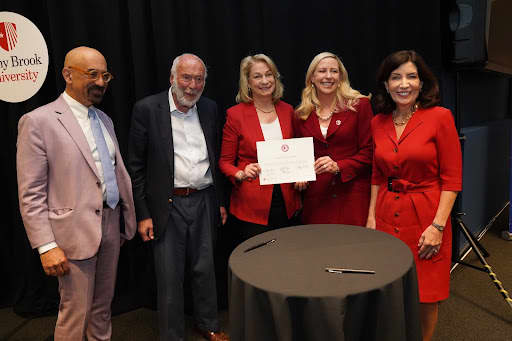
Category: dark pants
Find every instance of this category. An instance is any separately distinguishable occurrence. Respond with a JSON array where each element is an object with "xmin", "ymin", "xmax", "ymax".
[
  {"xmin": 153, "ymin": 186, "xmax": 219, "ymax": 341},
  {"xmin": 234, "ymin": 185, "xmax": 299, "ymax": 244}
]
